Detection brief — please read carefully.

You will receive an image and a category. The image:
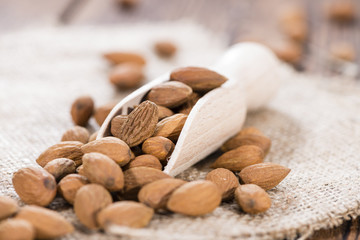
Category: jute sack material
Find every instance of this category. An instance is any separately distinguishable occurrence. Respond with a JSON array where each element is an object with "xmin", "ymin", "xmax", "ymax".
[{"xmin": 0, "ymin": 23, "xmax": 359, "ymax": 240}]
